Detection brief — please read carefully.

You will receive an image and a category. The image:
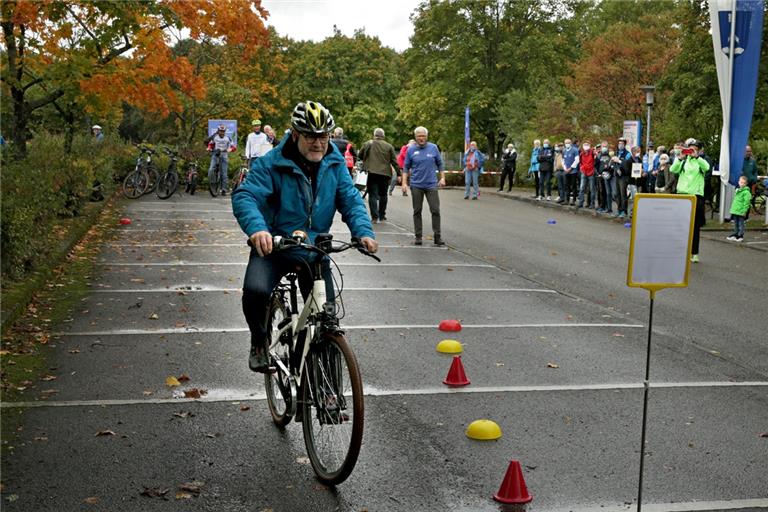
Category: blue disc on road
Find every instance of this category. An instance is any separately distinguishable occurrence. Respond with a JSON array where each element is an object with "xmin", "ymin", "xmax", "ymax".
[
  {"xmin": 547, "ymin": 219, "xmax": 556, "ymax": 224},
  {"xmin": 624, "ymin": 222, "xmax": 632, "ymax": 228}
]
